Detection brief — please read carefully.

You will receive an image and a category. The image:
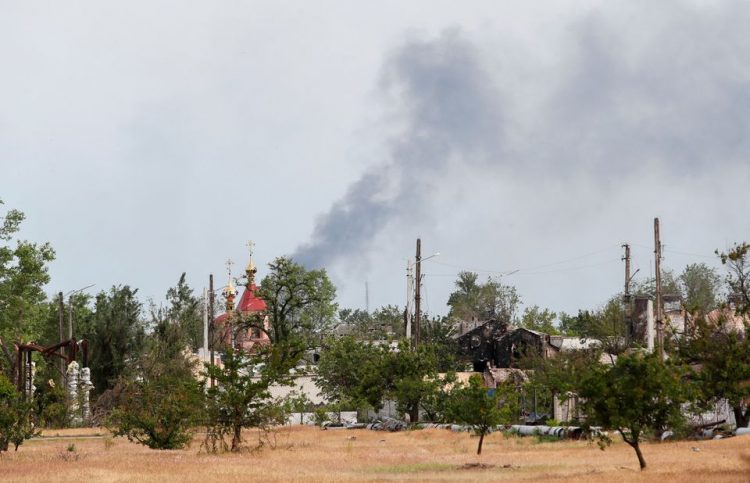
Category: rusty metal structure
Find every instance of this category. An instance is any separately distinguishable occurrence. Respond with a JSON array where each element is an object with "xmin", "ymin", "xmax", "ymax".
[{"xmin": 15, "ymin": 338, "xmax": 88, "ymax": 398}]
